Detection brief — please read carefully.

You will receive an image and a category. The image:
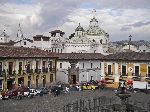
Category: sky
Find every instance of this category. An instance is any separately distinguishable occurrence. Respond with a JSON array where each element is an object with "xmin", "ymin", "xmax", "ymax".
[{"xmin": 0, "ymin": 0, "xmax": 150, "ymax": 41}]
